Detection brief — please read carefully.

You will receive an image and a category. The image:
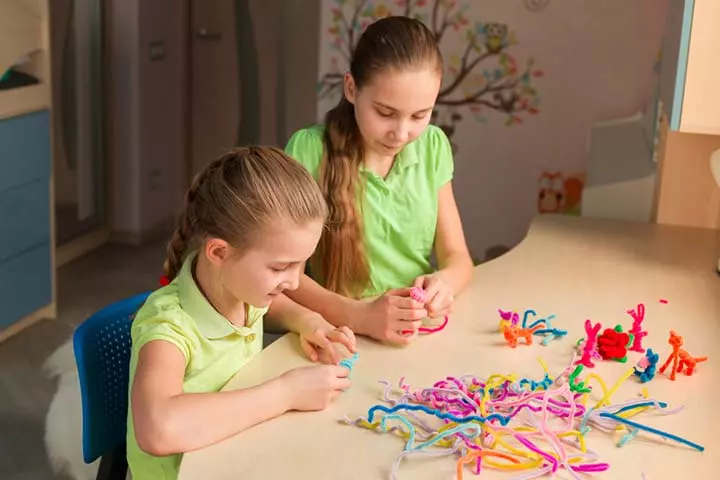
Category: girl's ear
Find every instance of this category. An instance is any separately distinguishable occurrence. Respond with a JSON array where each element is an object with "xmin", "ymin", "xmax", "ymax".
[
  {"xmin": 344, "ymin": 72, "xmax": 357, "ymax": 104},
  {"xmin": 204, "ymin": 238, "xmax": 231, "ymax": 267}
]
